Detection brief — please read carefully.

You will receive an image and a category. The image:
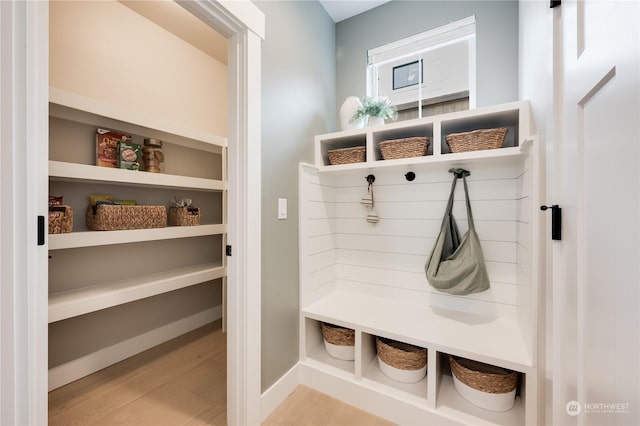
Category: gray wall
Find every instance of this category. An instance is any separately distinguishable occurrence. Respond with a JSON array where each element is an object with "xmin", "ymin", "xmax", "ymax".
[
  {"xmin": 256, "ymin": 0, "xmax": 336, "ymax": 391},
  {"xmin": 336, "ymin": 1, "xmax": 519, "ymax": 110}
]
